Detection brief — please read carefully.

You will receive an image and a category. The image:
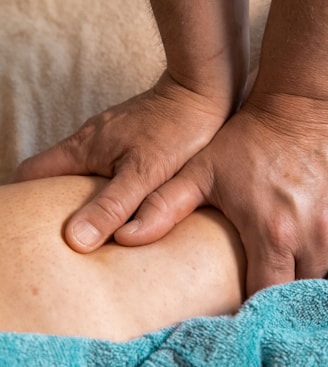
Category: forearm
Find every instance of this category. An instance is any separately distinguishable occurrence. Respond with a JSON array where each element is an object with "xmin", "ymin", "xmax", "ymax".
[
  {"xmin": 150, "ymin": 0, "xmax": 249, "ymax": 112},
  {"xmin": 255, "ymin": 0, "xmax": 328, "ymax": 99}
]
